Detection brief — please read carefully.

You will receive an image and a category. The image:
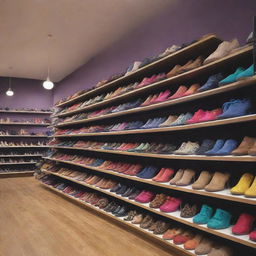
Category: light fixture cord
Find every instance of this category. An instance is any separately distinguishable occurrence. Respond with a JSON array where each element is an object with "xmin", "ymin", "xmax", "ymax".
[{"xmin": 47, "ymin": 35, "xmax": 50, "ymax": 79}]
